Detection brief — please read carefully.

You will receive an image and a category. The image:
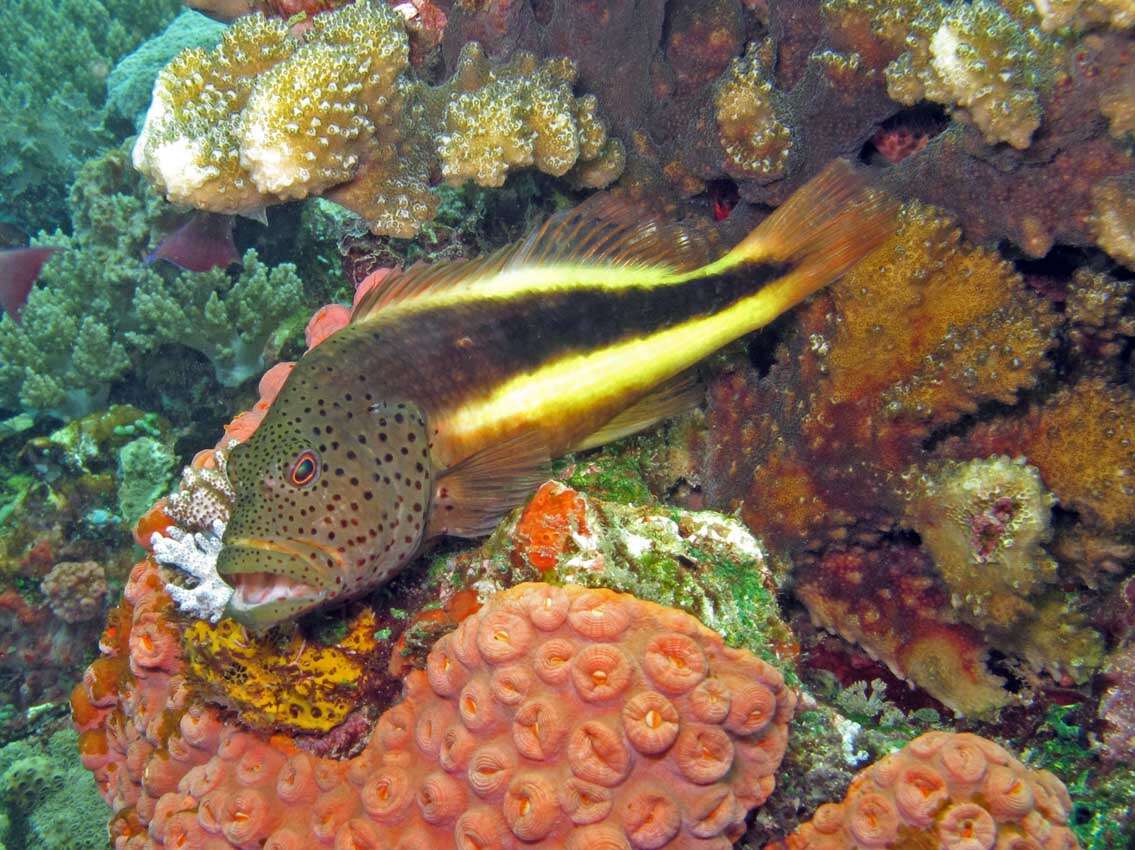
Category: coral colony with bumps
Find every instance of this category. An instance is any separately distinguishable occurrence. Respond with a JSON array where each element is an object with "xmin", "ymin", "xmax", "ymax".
[{"xmin": 0, "ymin": 0, "xmax": 1131, "ymax": 849}]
